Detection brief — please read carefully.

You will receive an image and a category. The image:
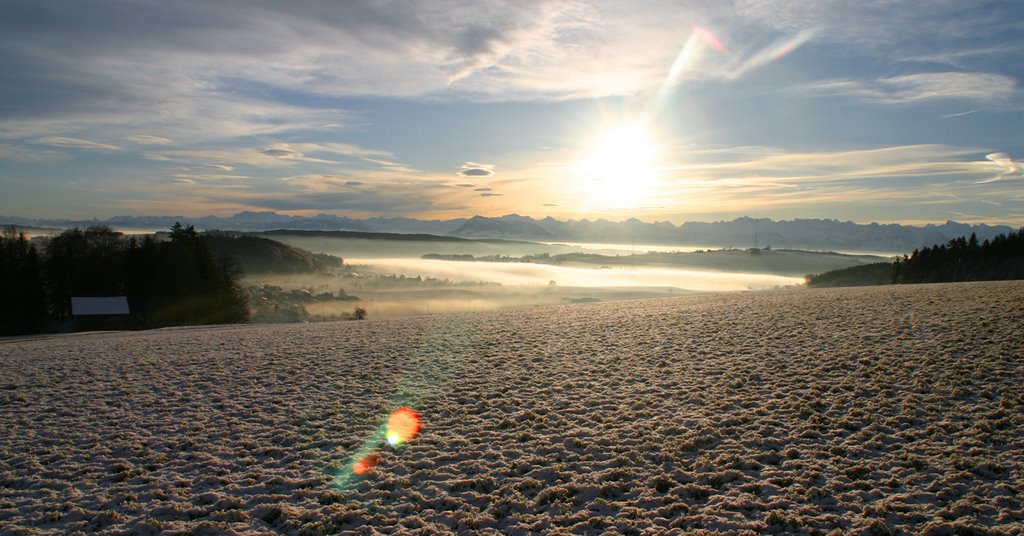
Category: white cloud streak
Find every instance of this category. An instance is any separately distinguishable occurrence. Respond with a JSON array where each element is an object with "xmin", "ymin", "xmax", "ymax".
[
  {"xmin": 976, "ymin": 152, "xmax": 1023, "ymax": 184},
  {"xmin": 648, "ymin": 144, "xmax": 1024, "ymax": 218},
  {"xmin": 799, "ymin": 72, "xmax": 1018, "ymax": 104},
  {"xmin": 30, "ymin": 136, "xmax": 122, "ymax": 151},
  {"xmin": 128, "ymin": 135, "xmax": 174, "ymax": 145}
]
